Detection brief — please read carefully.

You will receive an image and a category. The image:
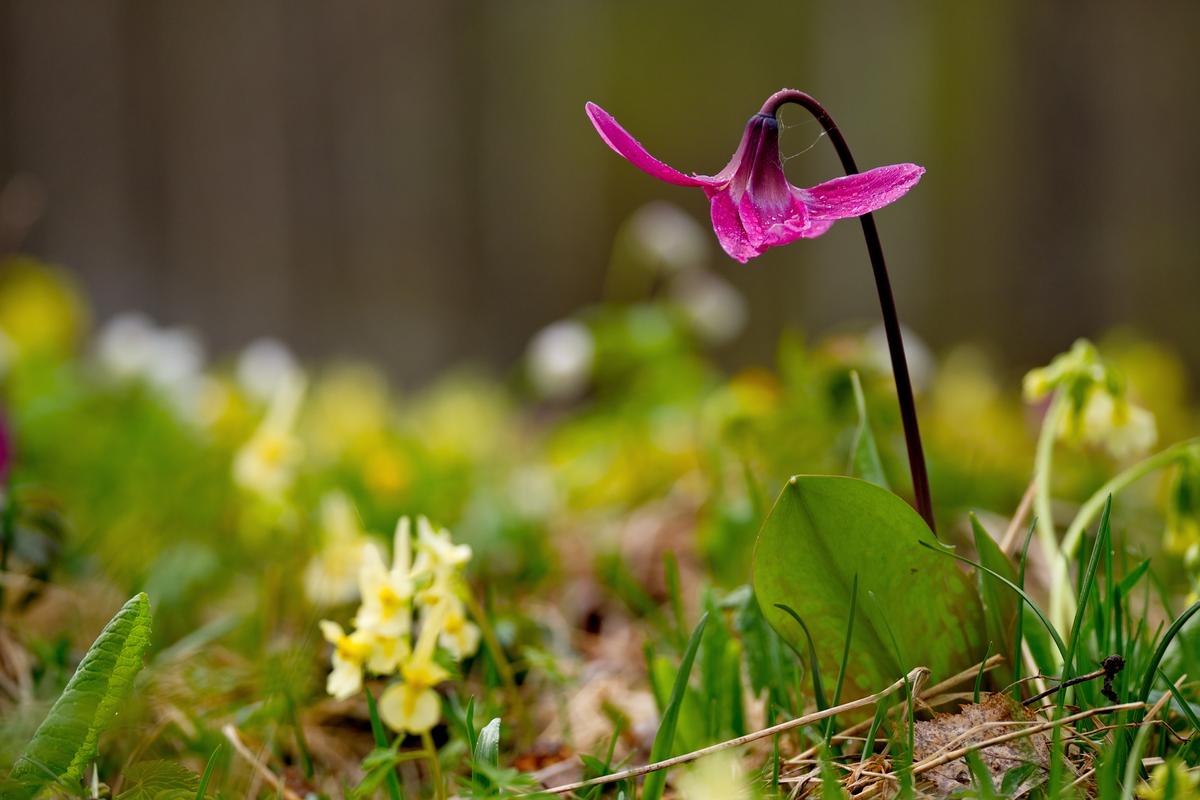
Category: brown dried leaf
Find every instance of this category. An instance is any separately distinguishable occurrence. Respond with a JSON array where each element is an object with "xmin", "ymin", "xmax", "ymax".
[{"xmin": 912, "ymin": 693, "xmax": 1049, "ymax": 795}]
